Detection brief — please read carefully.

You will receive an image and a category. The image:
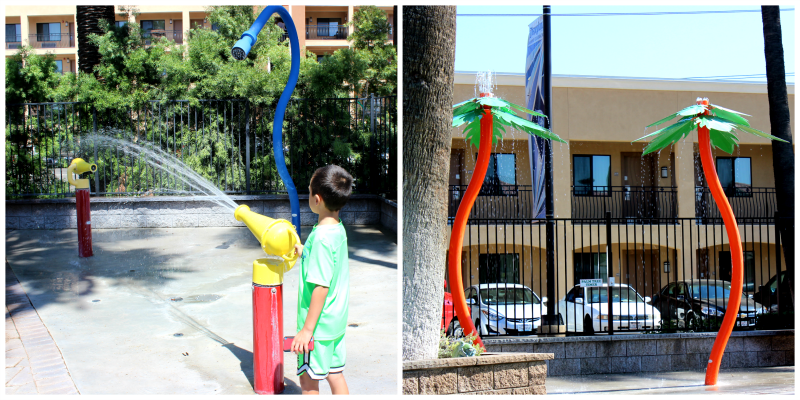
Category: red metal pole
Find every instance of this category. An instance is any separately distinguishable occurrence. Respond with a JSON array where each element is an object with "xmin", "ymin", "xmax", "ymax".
[
  {"xmin": 253, "ymin": 283, "xmax": 284, "ymax": 394},
  {"xmin": 697, "ymin": 99, "xmax": 743, "ymax": 386},
  {"xmin": 76, "ymin": 188, "xmax": 93, "ymax": 257},
  {"xmin": 448, "ymin": 99, "xmax": 494, "ymax": 348}
]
